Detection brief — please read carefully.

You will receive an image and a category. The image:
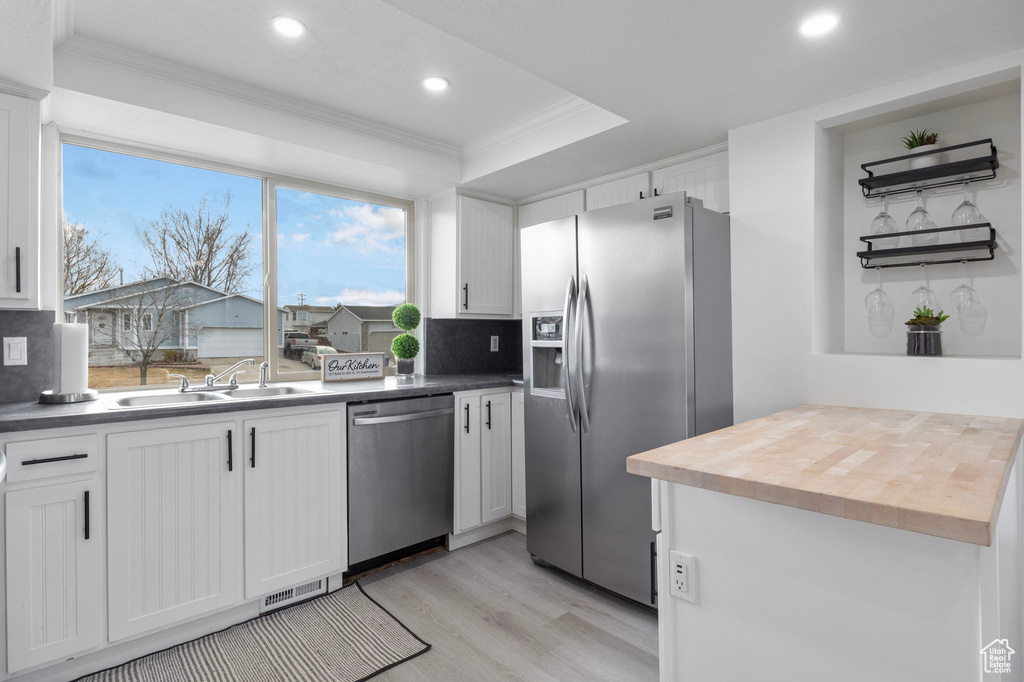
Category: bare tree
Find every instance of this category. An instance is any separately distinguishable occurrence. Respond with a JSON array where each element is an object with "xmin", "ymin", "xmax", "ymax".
[
  {"xmin": 136, "ymin": 192, "xmax": 255, "ymax": 294},
  {"xmin": 108, "ymin": 279, "xmax": 197, "ymax": 385},
  {"xmin": 63, "ymin": 217, "xmax": 120, "ymax": 296}
]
